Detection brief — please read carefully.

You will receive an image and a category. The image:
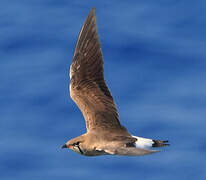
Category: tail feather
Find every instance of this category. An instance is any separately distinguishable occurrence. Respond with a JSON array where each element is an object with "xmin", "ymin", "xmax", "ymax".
[{"xmin": 152, "ymin": 140, "xmax": 170, "ymax": 147}]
